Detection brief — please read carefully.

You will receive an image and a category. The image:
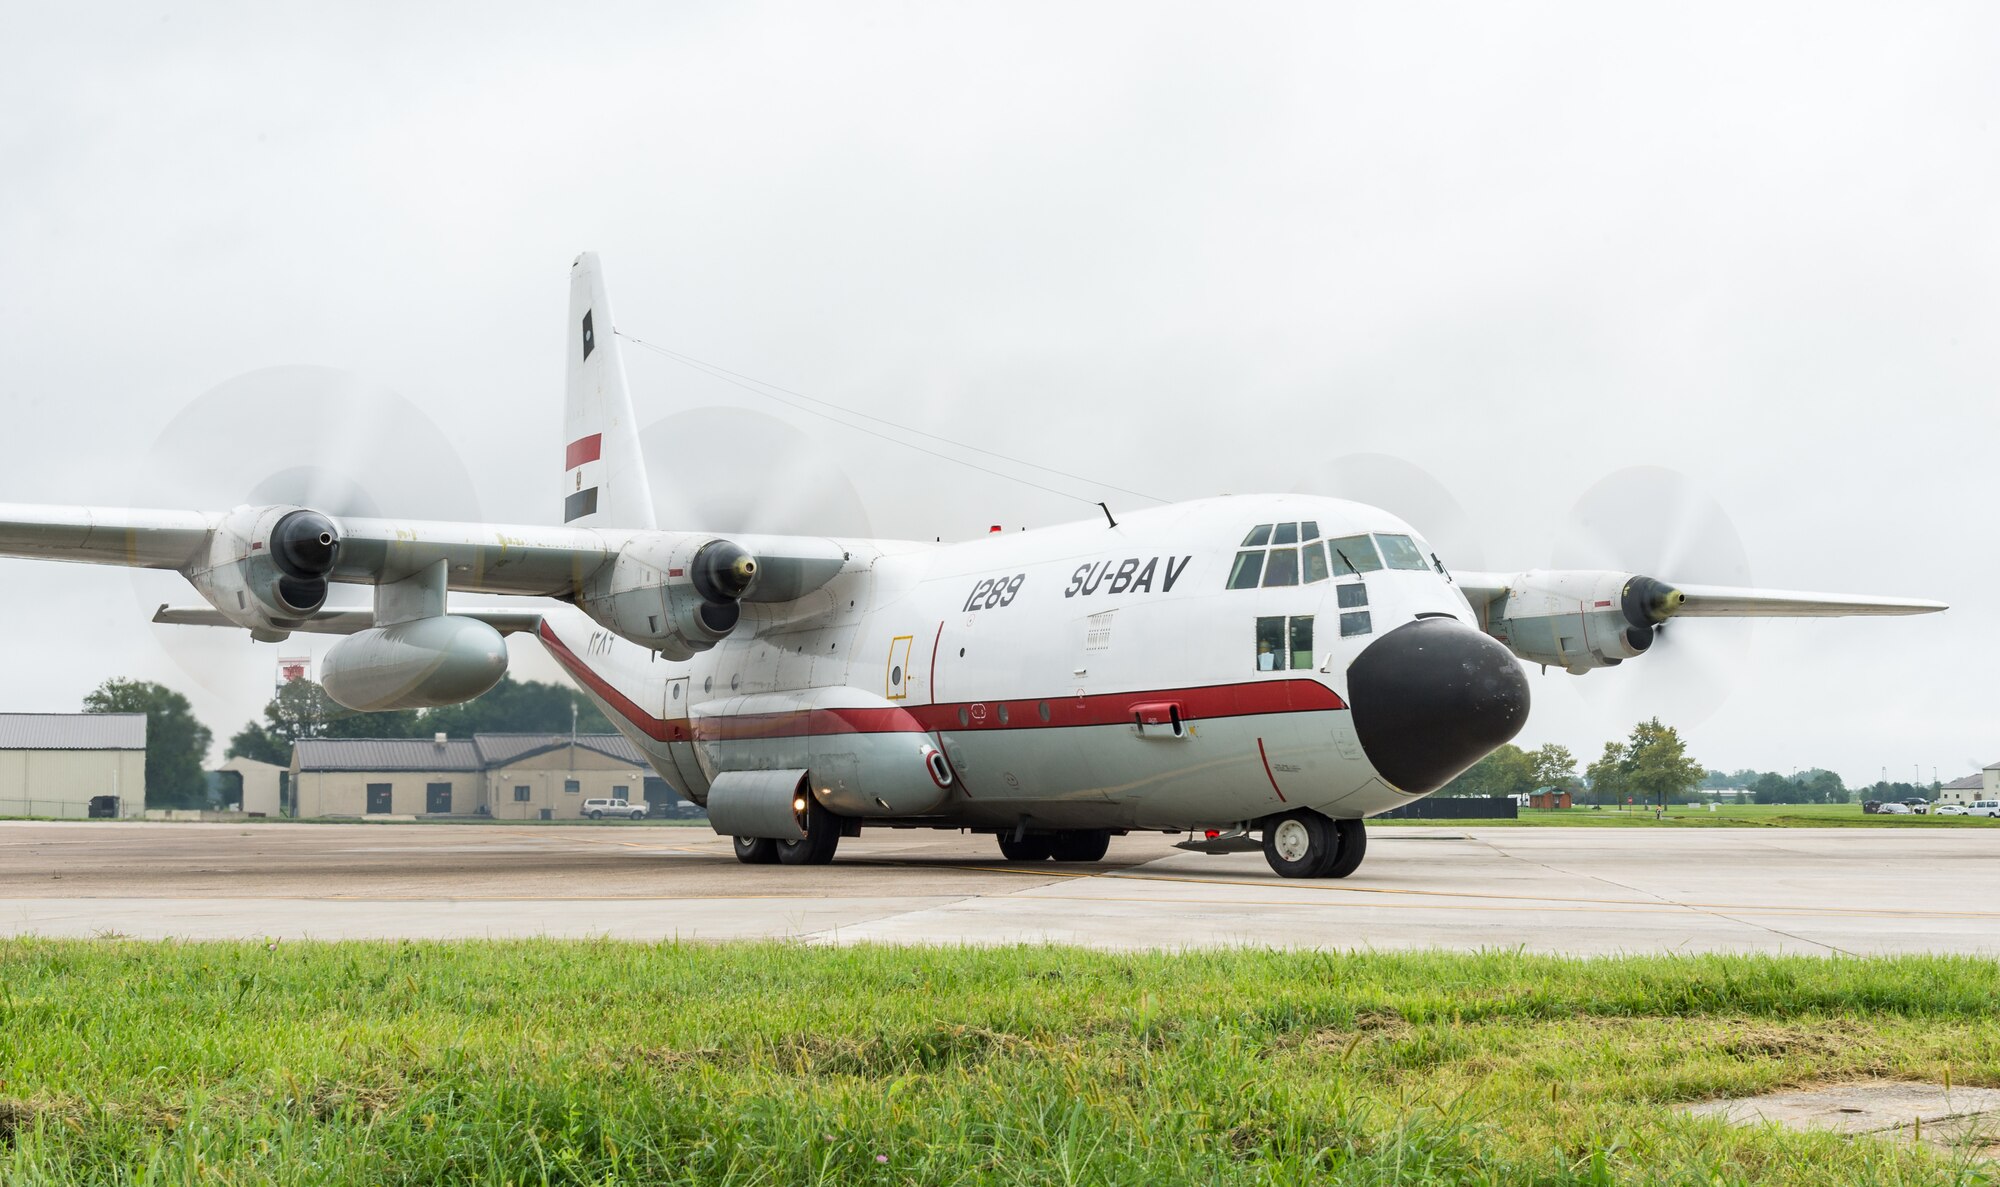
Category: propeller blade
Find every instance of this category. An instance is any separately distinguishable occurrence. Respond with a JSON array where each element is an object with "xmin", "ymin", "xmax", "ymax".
[
  {"xmin": 1552, "ymin": 465, "xmax": 1755, "ymax": 728},
  {"xmin": 1309, "ymin": 453, "xmax": 1487, "ymax": 571},
  {"xmin": 128, "ymin": 366, "xmax": 483, "ymax": 718},
  {"xmin": 640, "ymin": 407, "xmax": 874, "ymax": 541}
]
